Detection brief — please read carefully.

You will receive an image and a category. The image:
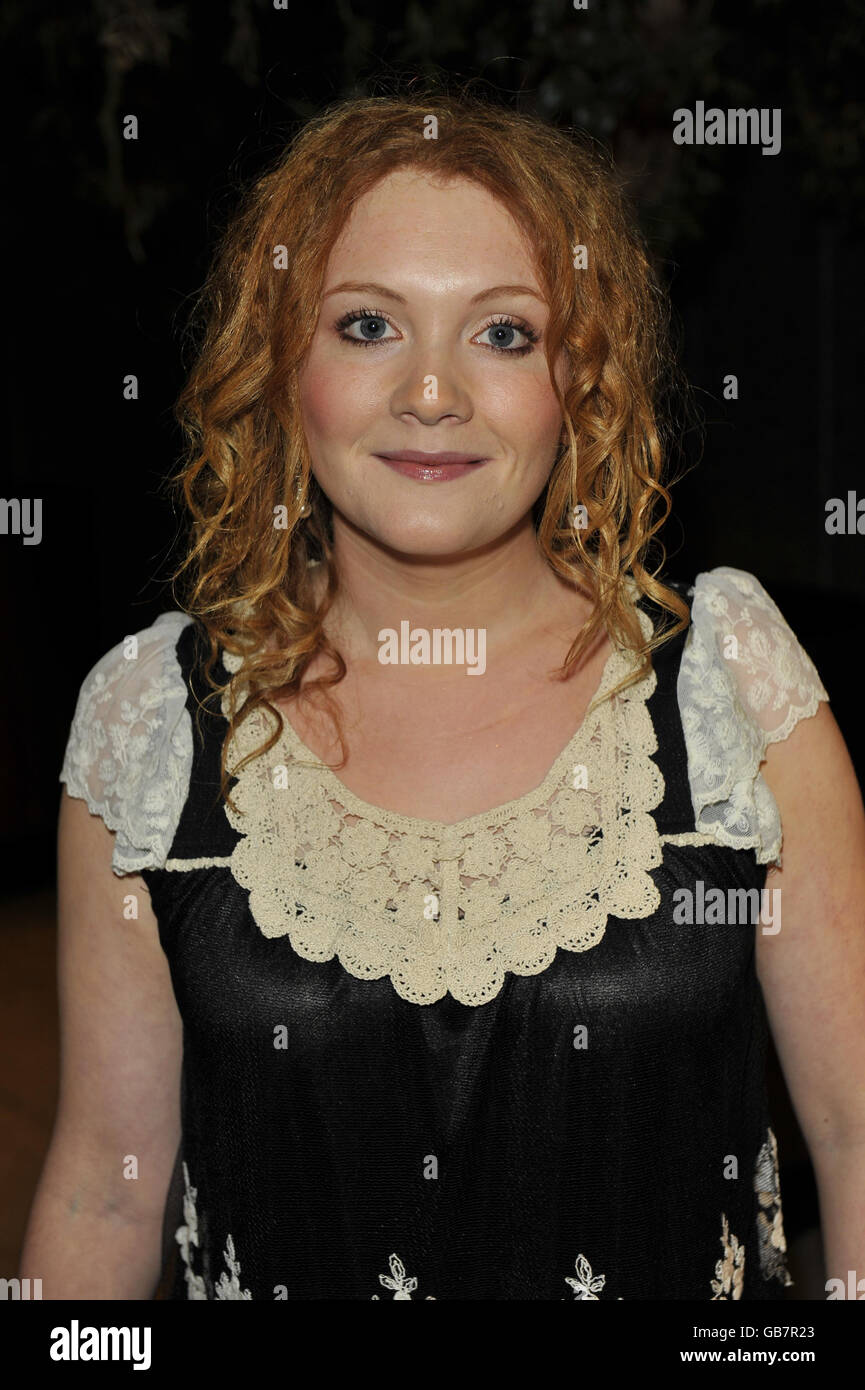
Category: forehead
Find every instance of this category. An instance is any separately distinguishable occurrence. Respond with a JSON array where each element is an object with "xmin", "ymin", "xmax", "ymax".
[{"xmin": 323, "ymin": 167, "xmax": 542, "ymax": 291}]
